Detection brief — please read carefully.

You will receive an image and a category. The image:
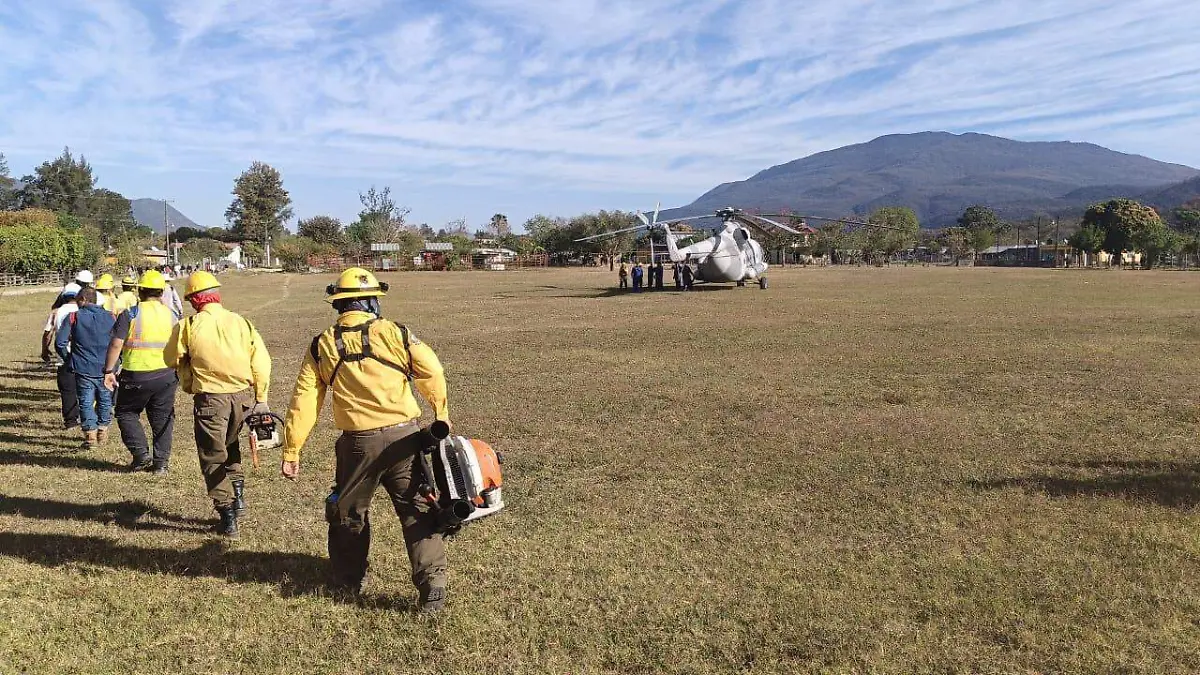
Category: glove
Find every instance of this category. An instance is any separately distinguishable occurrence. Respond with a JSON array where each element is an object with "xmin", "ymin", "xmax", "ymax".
[{"xmin": 250, "ymin": 401, "xmax": 270, "ymax": 416}]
